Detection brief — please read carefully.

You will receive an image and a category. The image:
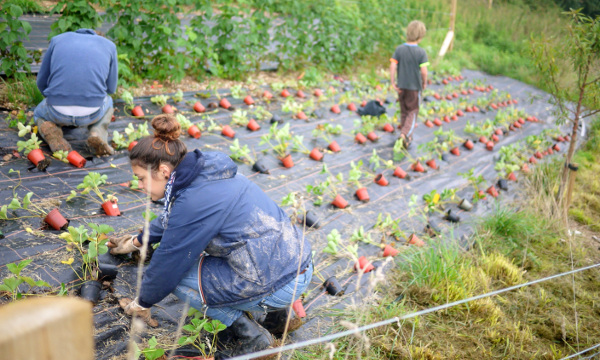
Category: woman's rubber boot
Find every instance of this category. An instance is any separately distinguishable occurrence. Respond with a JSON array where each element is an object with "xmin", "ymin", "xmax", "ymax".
[
  {"xmin": 215, "ymin": 313, "xmax": 274, "ymax": 359},
  {"xmin": 38, "ymin": 121, "xmax": 72, "ymax": 153},
  {"xmin": 87, "ymin": 108, "xmax": 115, "ymax": 156},
  {"xmin": 258, "ymin": 308, "xmax": 303, "ymax": 338}
]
